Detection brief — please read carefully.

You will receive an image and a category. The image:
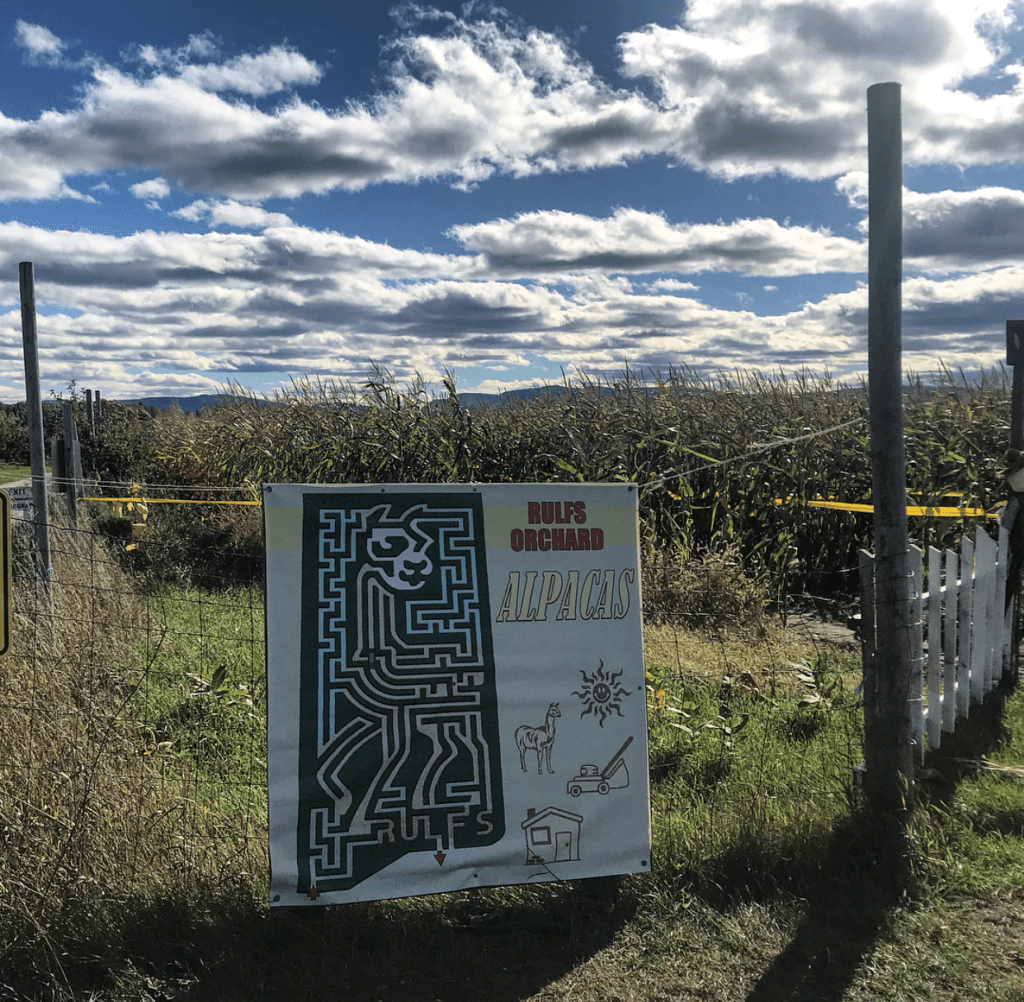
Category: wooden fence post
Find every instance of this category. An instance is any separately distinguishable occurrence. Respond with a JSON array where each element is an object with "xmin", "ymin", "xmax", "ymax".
[
  {"xmin": 18, "ymin": 262, "xmax": 51, "ymax": 593},
  {"xmin": 1003, "ymin": 325, "xmax": 1024, "ymax": 683},
  {"xmin": 1008, "ymin": 321, "xmax": 1024, "ymax": 452},
  {"xmin": 863, "ymin": 83, "xmax": 915, "ymax": 866},
  {"xmin": 60, "ymin": 400, "xmax": 82, "ymax": 525}
]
